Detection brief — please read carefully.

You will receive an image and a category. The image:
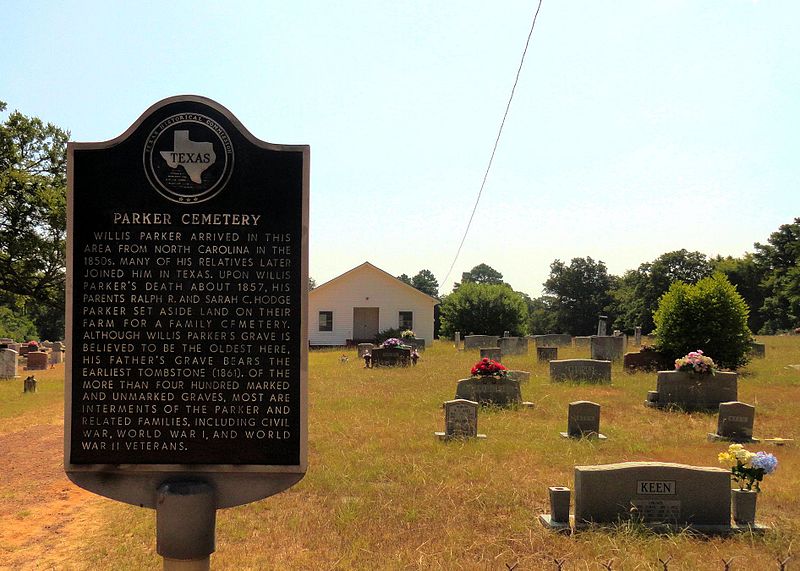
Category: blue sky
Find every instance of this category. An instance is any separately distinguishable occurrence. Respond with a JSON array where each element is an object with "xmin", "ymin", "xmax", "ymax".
[{"xmin": 3, "ymin": 1, "xmax": 798, "ymax": 296}]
